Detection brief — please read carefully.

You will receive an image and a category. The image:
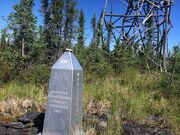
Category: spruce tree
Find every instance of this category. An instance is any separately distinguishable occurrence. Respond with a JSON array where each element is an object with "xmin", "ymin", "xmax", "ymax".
[
  {"xmin": 172, "ymin": 45, "xmax": 180, "ymax": 74},
  {"xmin": 41, "ymin": 0, "xmax": 65, "ymax": 61},
  {"xmin": 96, "ymin": 19, "xmax": 103, "ymax": 47},
  {"xmin": 84, "ymin": 14, "xmax": 111, "ymax": 77},
  {"xmin": 91, "ymin": 14, "xmax": 97, "ymax": 45},
  {"xmin": 111, "ymin": 39, "xmax": 135, "ymax": 72},
  {"xmin": 75, "ymin": 9, "xmax": 85, "ymax": 66},
  {"xmin": 8, "ymin": 0, "xmax": 36, "ymax": 57},
  {"xmin": 51, "ymin": 0, "xmax": 64, "ymax": 40},
  {"xmin": 0, "ymin": 29, "xmax": 7, "ymax": 49},
  {"xmin": 64, "ymin": 0, "xmax": 78, "ymax": 48},
  {"xmin": 41, "ymin": 0, "xmax": 49, "ymax": 31},
  {"xmin": 49, "ymin": 0, "xmax": 64, "ymax": 59},
  {"xmin": 30, "ymin": 26, "xmax": 47, "ymax": 63},
  {"xmin": 90, "ymin": 14, "xmax": 104, "ymax": 48},
  {"xmin": 41, "ymin": 0, "xmax": 50, "ymax": 46},
  {"xmin": 111, "ymin": 38, "xmax": 121, "ymax": 72},
  {"xmin": 77, "ymin": 10, "xmax": 85, "ymax": 48},
  {"xmin": 88, "ymin": 14, "xmax": 99, "ymax": 64}
]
